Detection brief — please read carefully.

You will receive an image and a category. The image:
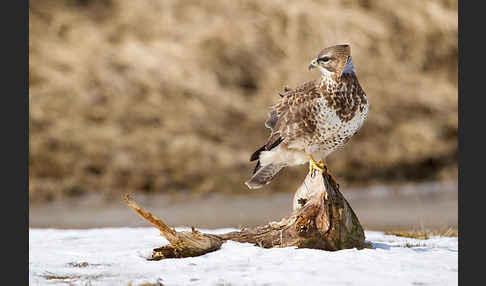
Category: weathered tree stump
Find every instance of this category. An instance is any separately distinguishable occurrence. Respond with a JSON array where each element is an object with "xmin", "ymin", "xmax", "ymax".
[{"xmin": 125, "ymin": 170, "xmax": 370, "ymax": 260}]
